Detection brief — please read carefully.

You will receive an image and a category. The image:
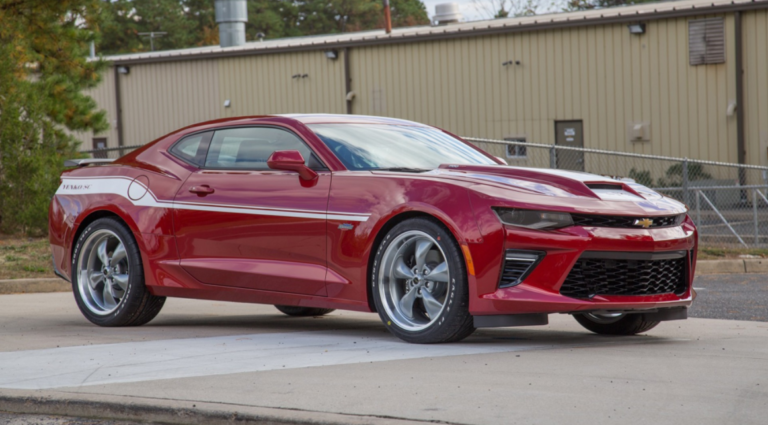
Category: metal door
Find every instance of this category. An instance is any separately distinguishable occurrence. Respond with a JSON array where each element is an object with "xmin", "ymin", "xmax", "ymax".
[{"xmin": 554, "ymin": 121, "xmax": 584, "ymax": 171}]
